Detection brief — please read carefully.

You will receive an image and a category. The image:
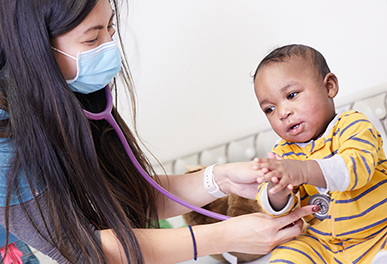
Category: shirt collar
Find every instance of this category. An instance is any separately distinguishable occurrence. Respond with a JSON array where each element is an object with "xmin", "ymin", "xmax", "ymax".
[{"xmin": 295, "ymin": 109, "xmax": 346, "ymax": 148}]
